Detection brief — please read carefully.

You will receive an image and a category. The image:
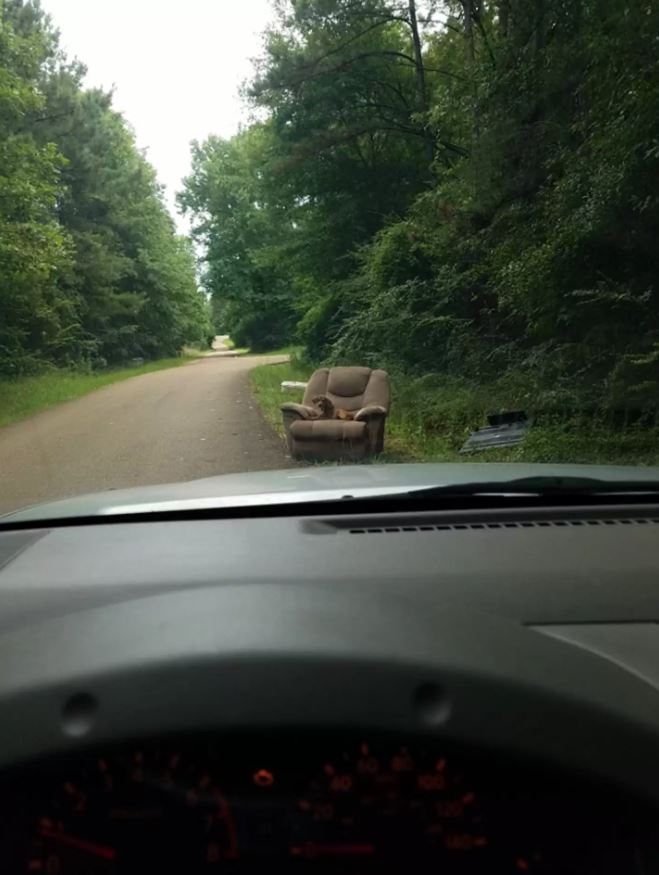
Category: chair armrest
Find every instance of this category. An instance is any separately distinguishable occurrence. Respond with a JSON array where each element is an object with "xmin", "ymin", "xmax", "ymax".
[
  {"xmin": 354, "ymin": 404, "xmax": 388, "ymax": 421},
  {"xmin": 280, "ymin": 402, "xmax": 316, "ymax": 420},
  {"xmin": 354, "ymin": 405, "xmax": 388, "ymax": 456}
]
